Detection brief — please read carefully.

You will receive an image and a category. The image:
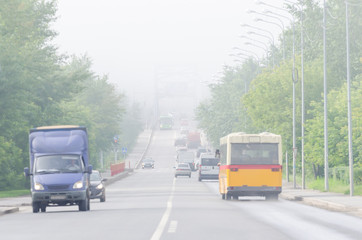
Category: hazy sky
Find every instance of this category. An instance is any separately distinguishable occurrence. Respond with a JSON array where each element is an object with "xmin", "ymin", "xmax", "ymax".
[{"xmin": 53, "ymin": 0, "xmax": 287, "ymax": 101}]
